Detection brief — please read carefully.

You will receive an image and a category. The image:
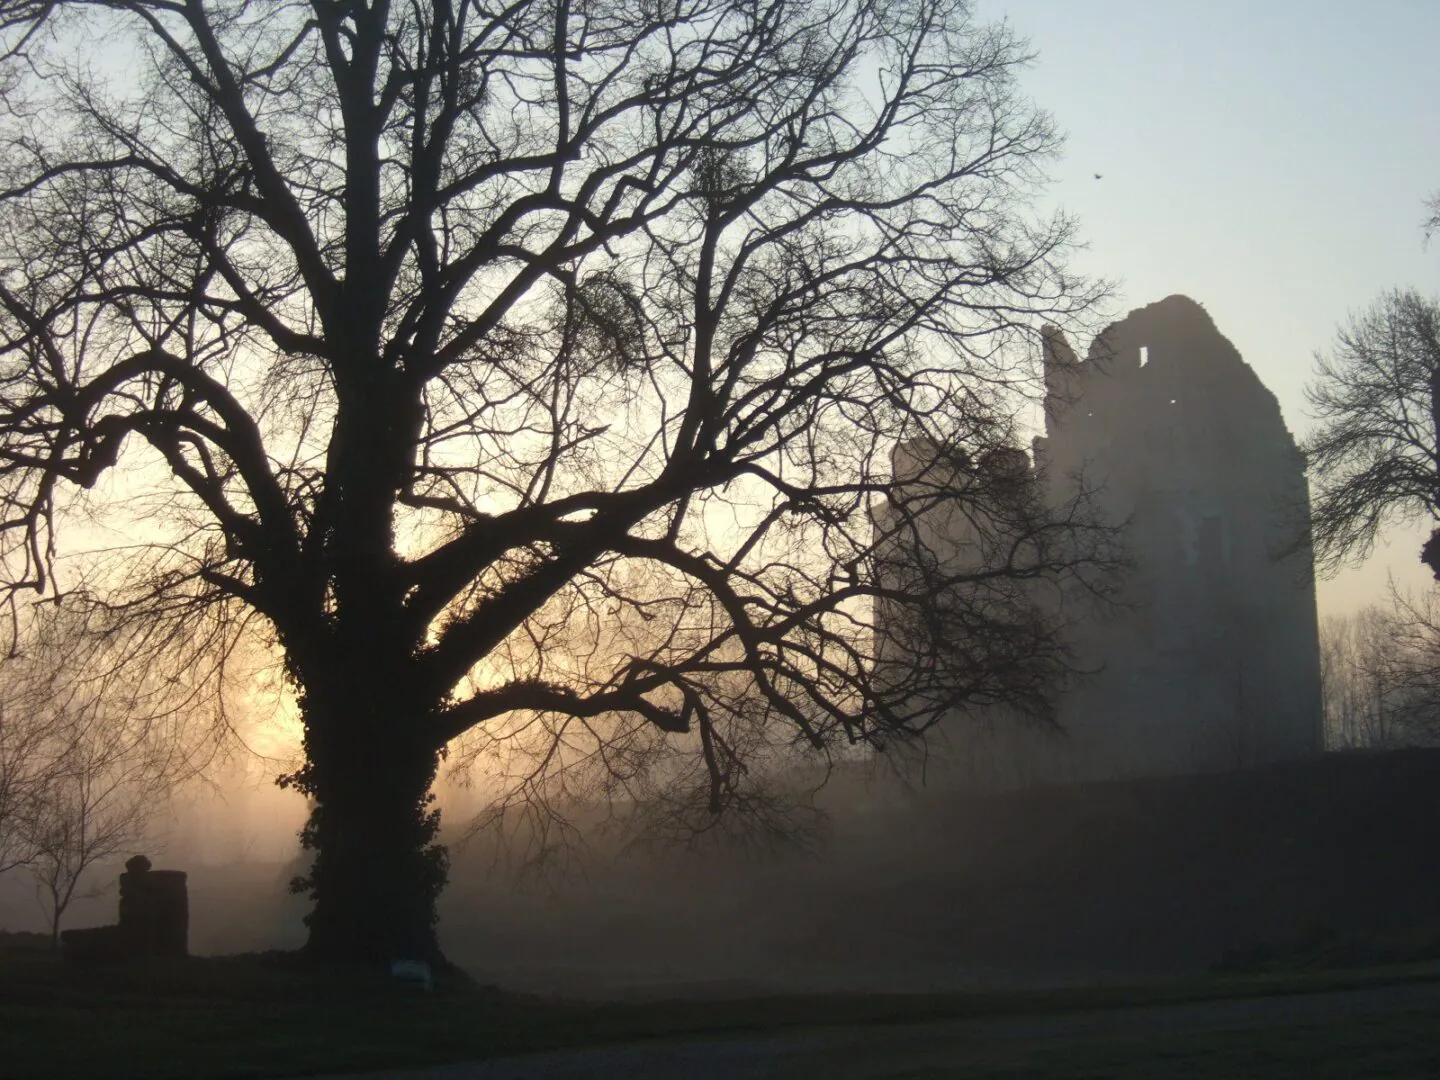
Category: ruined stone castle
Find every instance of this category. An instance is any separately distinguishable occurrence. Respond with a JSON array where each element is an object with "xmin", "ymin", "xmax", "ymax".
[{"xmin": 887, "ymin": 295, "xmax": 1323, "ymax": 789}]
